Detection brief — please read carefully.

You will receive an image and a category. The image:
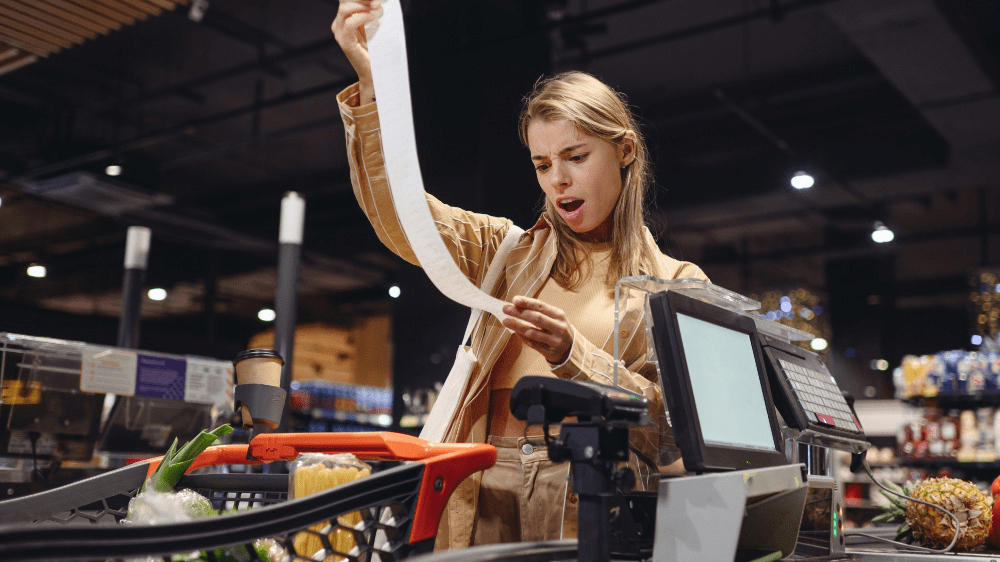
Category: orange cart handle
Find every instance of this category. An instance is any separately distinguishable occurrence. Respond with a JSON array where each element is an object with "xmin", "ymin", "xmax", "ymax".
[
  {"xmin": 146, "ymin": 432, "xmax": 495, "ymax": 477},
  {"xmin": 247, "ymin": 432, "xmax": 493, "ymax": 462}
]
